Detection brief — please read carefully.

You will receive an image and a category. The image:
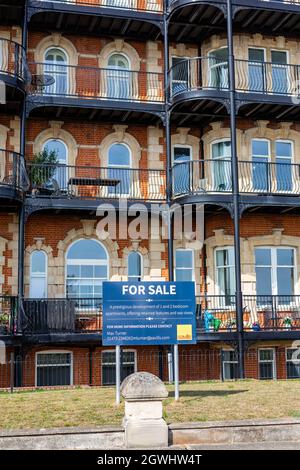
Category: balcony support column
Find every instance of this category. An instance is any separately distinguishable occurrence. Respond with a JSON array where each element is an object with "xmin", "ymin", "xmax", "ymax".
[
  {"xmin": 227, "ymin": 0, "xmax": 244, "ymax": 379},
  {"xmin": 163, "ymin": 12, "xmax": 173, "ymax": 282},
  {"xmin": 18, "ymin": 8, "xmax": 28, "ymax": 301}
]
